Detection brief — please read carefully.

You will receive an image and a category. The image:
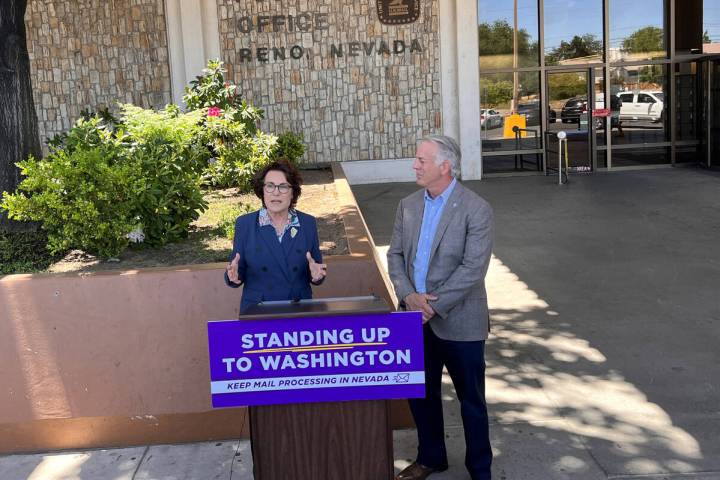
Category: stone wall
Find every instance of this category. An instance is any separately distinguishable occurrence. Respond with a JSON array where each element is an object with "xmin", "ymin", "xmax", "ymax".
[
  {"xmin": 25, "ymin": 0, "xmax": 172, "ymax": 148},
  {"xmin": 217, "ymin": 0, "xmax": 441, "ymax": 164}
]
